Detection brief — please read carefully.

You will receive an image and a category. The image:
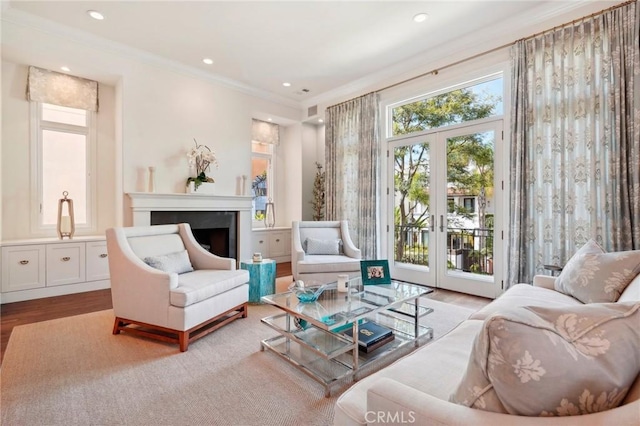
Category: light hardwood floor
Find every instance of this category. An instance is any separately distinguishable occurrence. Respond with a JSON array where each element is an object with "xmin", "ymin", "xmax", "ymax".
[{"xmin": 1, "ymin": 262, "xmax": 490, "ymax": 363}]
